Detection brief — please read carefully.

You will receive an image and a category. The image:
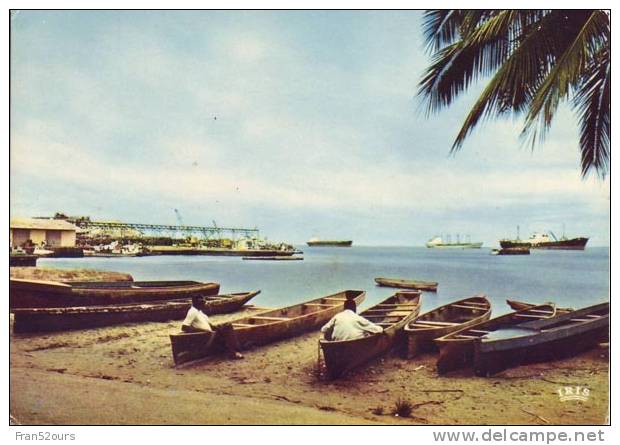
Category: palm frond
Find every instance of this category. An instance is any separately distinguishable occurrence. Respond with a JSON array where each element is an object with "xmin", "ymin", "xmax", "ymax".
[
  {"xmin": 422, "ymin": 10, "xmax": 464, "ymax": 53},
  {"xmin": 522, "ymin": 10, "xmax": 609, "ymax": 147},
  {"xmin": 450, "ymin": 12, "xmax": 564, "ymax": 151},
  {"xmin": 573, "ymin": 46, "xmax": 610, "ymax": 177},
  {"xmin": 419, "ymin": 9, "xmax": 611, "ymax": 177},
  {"xmin": 418, "ymin": 11, "xmax": 517, "ymax": 115}
]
